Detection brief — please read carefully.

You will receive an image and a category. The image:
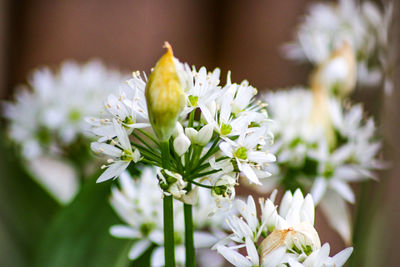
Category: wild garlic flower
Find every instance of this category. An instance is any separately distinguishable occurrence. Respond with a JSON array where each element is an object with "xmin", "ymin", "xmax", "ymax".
[
  {"xmin": 215, "ymin": 189, "xmax": 353, "ymax": 267},
  {"xmin": 109, "ymin": 167, "xmax": 226, "ymax": 267},
  {"xmin": 284, "ymin": 0, "xmax": 393, "ymax": 87},
  {"xmin": 3, "ymin": 60, "xmax": 126, "ymax": 159},
  {"xmin": 90, "ymin": 44, "xmax": 275, "ymax": 206},
  {"xmin": 3, "ymin": 60, "xmax": 126, "ymax": 203},
  {"xmin": 261, "ymin": 88, "xmax": 383, "ymax": 243}
]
